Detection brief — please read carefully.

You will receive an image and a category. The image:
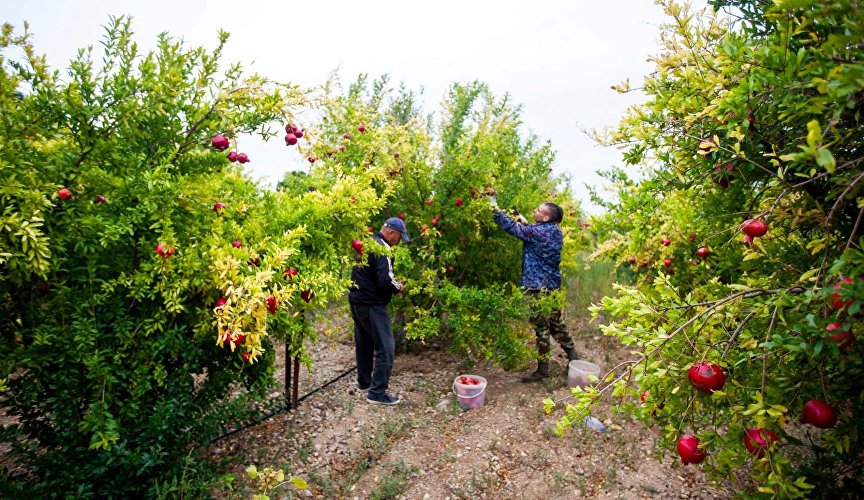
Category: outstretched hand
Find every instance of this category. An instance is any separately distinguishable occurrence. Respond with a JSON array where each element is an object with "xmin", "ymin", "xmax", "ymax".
[
  {"xmin": 513, "ymin": 211, "xmax": 529, "ymax": 224},
  {"xmin": 489, "ymin": 195, "xmax": 500, "ymax": 210}
]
